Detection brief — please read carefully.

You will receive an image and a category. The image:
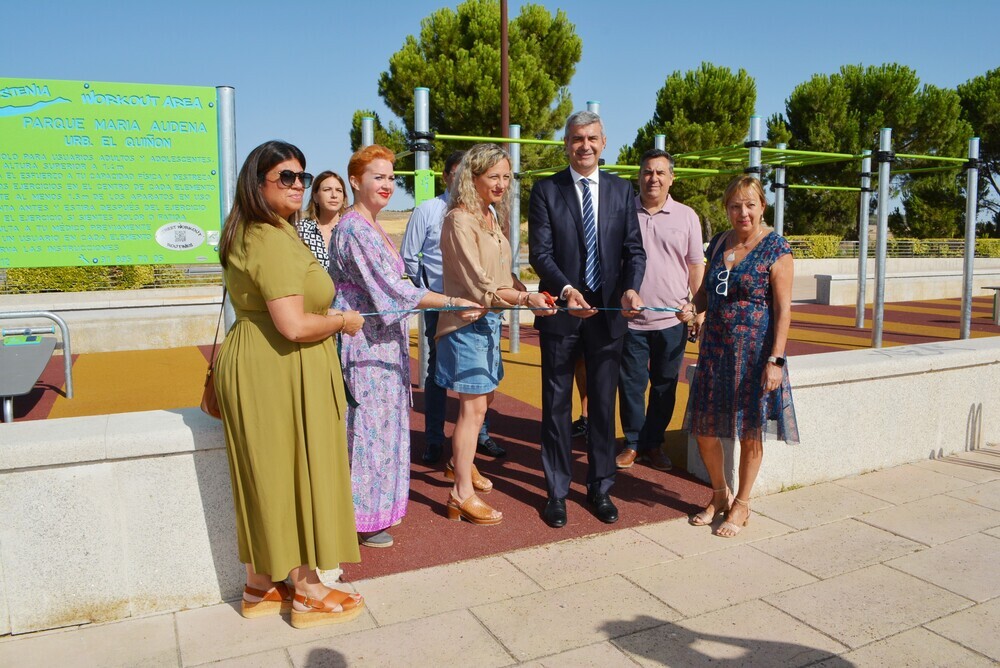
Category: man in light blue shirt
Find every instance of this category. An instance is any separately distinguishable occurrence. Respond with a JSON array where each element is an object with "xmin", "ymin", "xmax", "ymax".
[{"xmin": 401, "ymin": 150, "xmax": 505, "ymax": 463}]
